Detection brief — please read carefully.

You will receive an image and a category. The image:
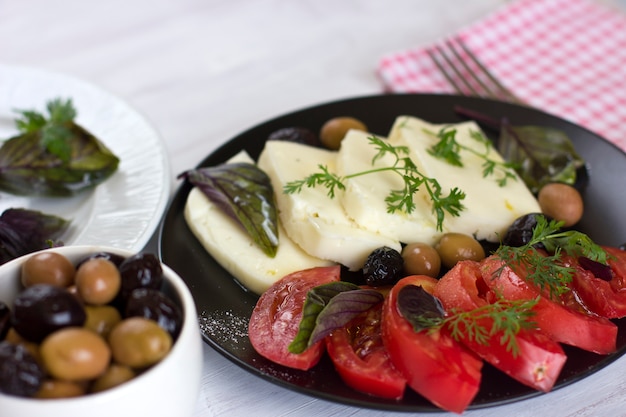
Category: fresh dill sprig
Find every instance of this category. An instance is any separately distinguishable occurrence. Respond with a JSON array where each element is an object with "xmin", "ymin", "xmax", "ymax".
[
  {"xmin": 13, "ymin": 98, "xmax": 77, "ymax": 162},
  {"xmin": 426, "ymin": 126, "xmax": 519, "ymax": 187},
  {"xmin": 283, "ymin": 135, "xmax": 466, "ymax": 231},
  {"xmin": 445, "ymin": 297, "xmax": 538, "ymax": 357},
  {"xmin": 495, "ymin": 216, "xmax": 608, "ymax": 299},
  {"xmin": 414, "ymin": 296, "xmax": 538, "ymax": 357}
]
